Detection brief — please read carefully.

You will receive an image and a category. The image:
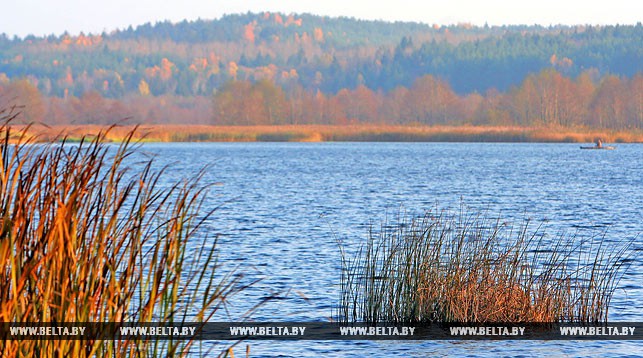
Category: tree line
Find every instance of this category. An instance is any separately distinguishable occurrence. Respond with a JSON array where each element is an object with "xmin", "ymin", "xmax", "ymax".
[
  {"xmin": 214, "ymin": 69, "xmax": 642, "ymax": 129},
  {"xmin": 1, "ymin": 13, "xmax": 641, "ymax": 99},
  {"xmin": 1, "ymin": 68, "xmax": 640, "ymax": 130}
]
